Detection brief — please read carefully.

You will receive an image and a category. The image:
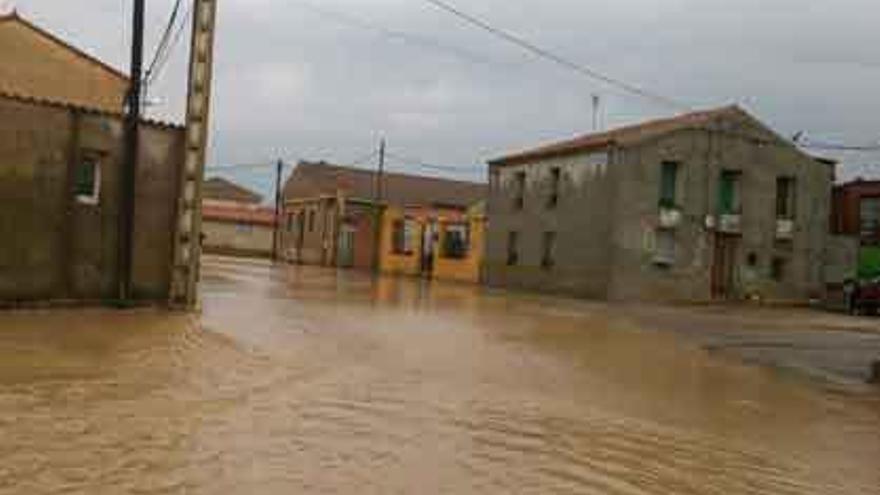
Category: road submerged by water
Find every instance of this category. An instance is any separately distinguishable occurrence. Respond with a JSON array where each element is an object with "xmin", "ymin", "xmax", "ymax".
[{"xmin": 0, "ymin": 255, "xmax": 878, "ymax": 494}]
